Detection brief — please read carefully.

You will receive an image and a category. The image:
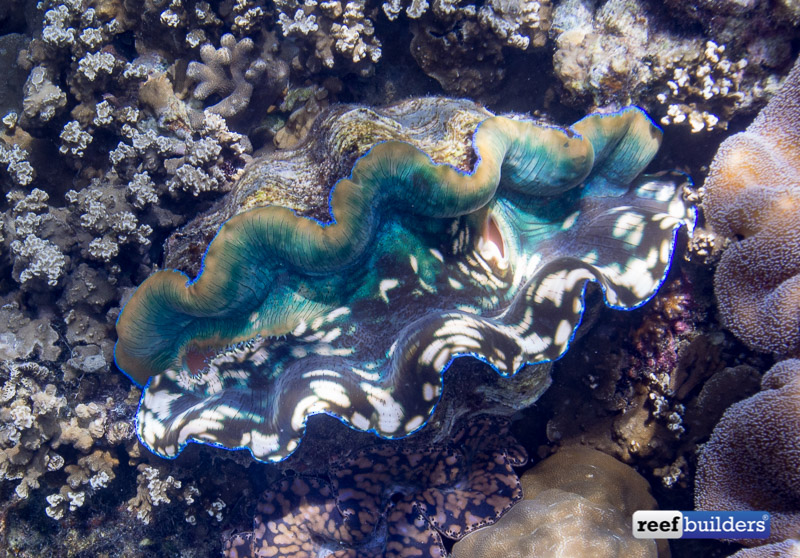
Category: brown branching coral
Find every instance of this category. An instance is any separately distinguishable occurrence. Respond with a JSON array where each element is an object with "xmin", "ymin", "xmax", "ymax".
[
  {"xmin": 452, "ymin": 447, "xmax": 667, "ymax": 558},
  {"xmin": 45, "ymin": 450, "xmax": 119, "ymax": 520},
  {"xmin": 704, "ymin": 55, "xmax": 800, "ymax": 355},
  {"xmin": 223, "ymin": 417, "xmax": 526, "ymax": 558},
  {"xmin": 695, "ymin": 359, "xmax": 800, "ymax": 546},
  {"xmin": 187, "ymin": 33, "xmax": 289, "ymax": 118}
]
